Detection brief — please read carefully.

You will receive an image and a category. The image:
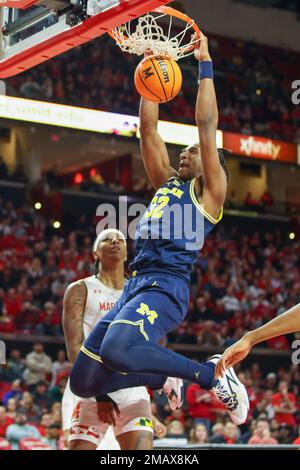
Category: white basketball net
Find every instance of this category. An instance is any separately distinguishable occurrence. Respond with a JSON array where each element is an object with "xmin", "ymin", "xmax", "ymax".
[{"xmin": 111, "ymin": 11, "xmax": 199, "ymax": 61}]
